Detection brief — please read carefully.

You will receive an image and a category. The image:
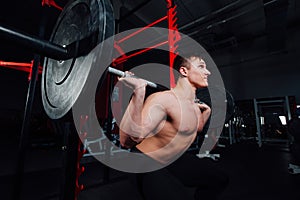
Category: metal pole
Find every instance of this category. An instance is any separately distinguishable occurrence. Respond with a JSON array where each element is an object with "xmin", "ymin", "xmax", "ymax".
[
  {"xmin": 12, "ymin": 9, "xmax": 48, "ymax": 200},
  {"xmin": 179, "ymin": 0, "xmax": 241, "ymax": 31},
  {"xmin": 285, "ymin": 96, "xmax": 291, "ymax": 121},
  {"xmin": 253, "ymin": 98, "xmax": 262, "ymax": 147},
  {"xmin": 229, "ymin": 119, "xmax": 236, "ymax": 145},
  {"xmin": 13, "ymin": 43, "xmax": 42, "ymax": 200},
  {"xmin": 60, "ymin": 122, "xmax": 78, "ymax": 200}
]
